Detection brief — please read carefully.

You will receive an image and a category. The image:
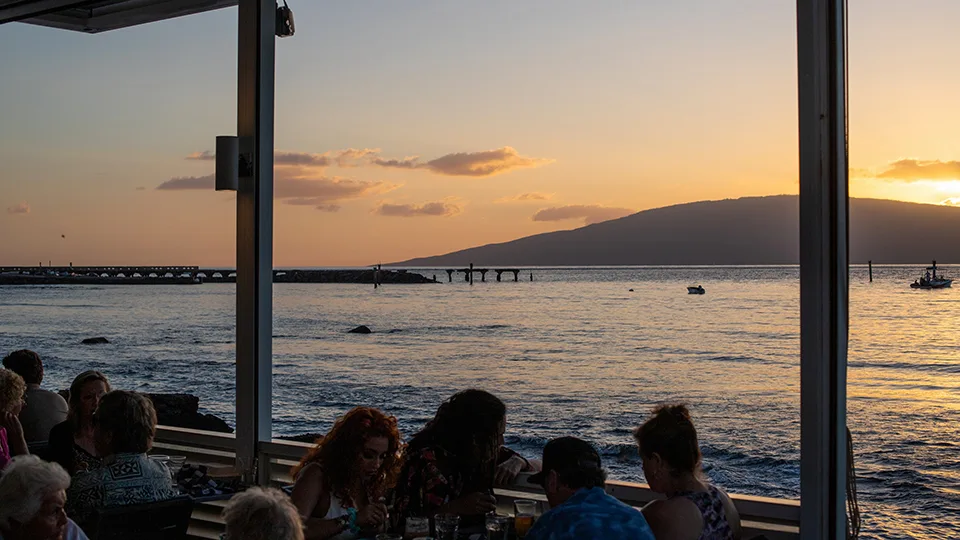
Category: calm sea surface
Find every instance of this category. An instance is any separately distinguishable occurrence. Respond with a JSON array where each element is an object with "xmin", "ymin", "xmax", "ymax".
[{"xmin": 1, "ymin": 266, "xmax": 958, "ymax": 539}]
